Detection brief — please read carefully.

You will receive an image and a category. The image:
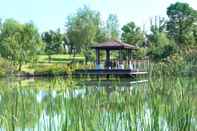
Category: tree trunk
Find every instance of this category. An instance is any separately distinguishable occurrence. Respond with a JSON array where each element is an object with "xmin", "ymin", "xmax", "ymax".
[
  {"xmin": 71, "ymin": 49, "xmax": 76, "ymax": 64},
  {"xmin": 48, "ymin": 55, "xmax": 51, "ymax": 63},
  {"xmin": 85, "ymin": 55, "xmax": 88, "ymax": 64},
  {"xmin": 18, "ymin": 63, "xmax": 22, "ymax": 71}
]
